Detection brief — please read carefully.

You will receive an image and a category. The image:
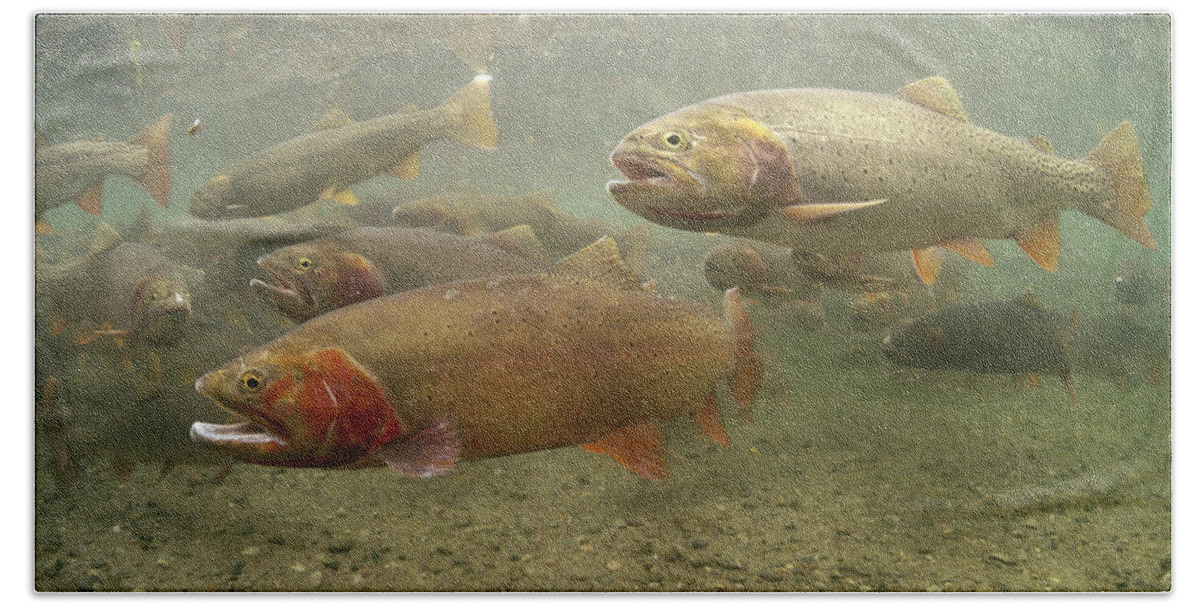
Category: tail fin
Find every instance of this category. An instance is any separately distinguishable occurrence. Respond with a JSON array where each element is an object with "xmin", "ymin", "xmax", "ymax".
[
  {"xmin": 130, "ymin": 113, "xmax": 172, "ymax": 208},
  {"xmin": 445, "ymin": 74, "xmax": 498, "ymax": 151},
  {"xmin": 724, "ymin": 288, "xmax": 762, "ymax": 412},
  {"xmin": 1082, "ymin": 121, "xmax": 1155, "ymax": 249}
]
